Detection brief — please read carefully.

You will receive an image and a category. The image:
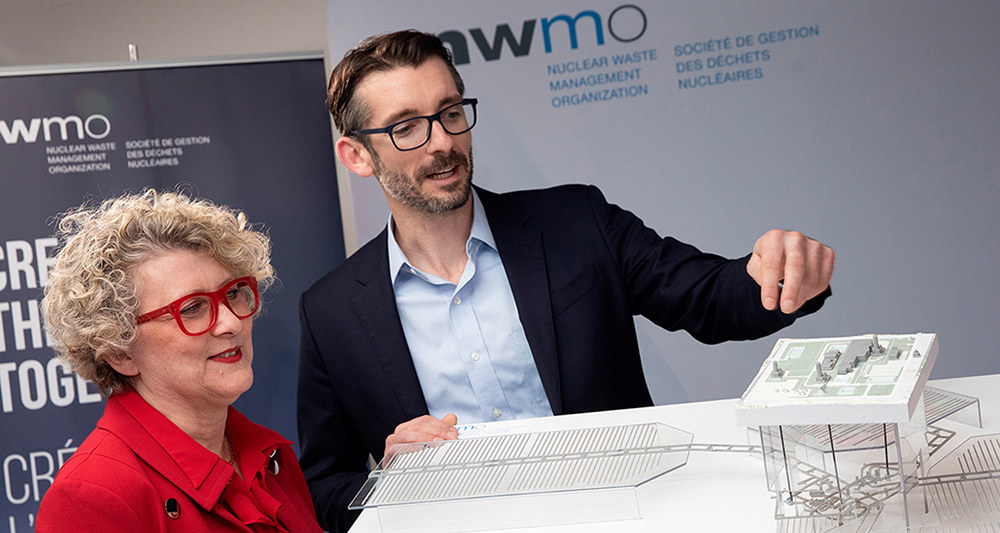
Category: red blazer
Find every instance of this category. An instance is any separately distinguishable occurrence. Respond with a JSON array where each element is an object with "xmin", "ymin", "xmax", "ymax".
[{"xmin": 37, "ymin": 390, "xmax": 323, "ymax": 533}]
